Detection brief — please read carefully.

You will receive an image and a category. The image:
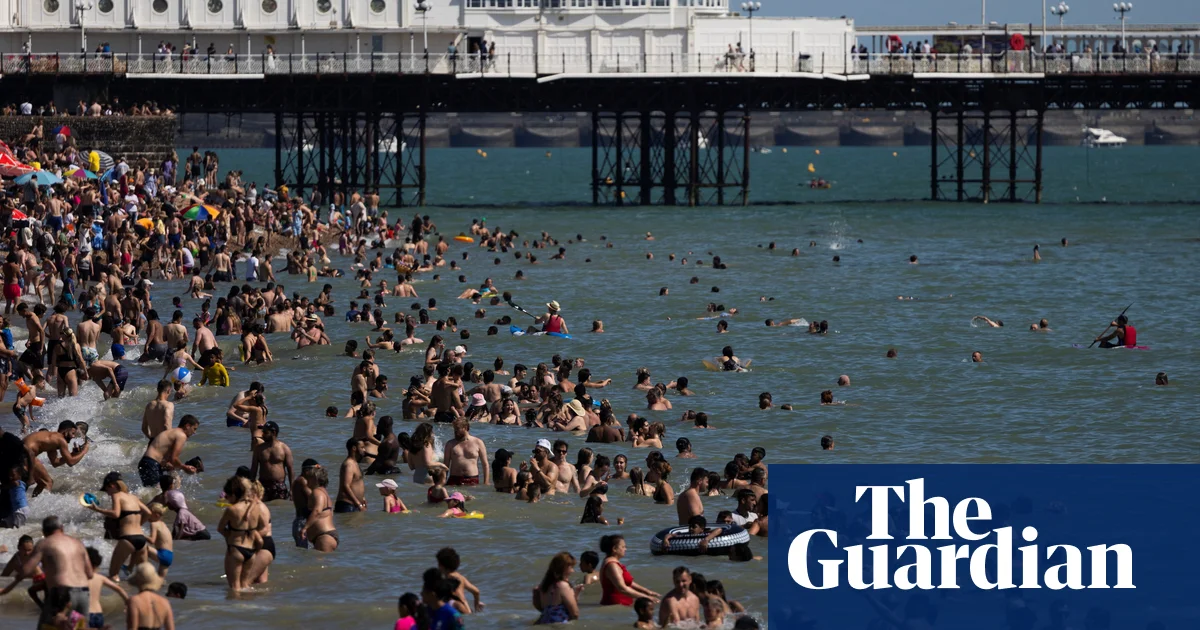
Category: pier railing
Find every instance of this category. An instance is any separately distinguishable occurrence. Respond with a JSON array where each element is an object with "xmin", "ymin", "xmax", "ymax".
[{"xmin": 0, "ymin": 51, "xmax": 1196, "ymax": 77}]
